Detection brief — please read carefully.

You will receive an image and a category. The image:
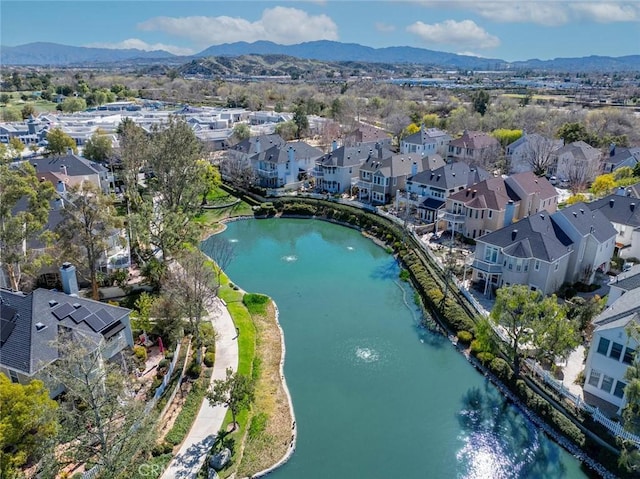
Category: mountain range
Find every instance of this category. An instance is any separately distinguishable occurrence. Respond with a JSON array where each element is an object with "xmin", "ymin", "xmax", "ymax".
[{"xmin": 2, "ymin": 40, "xmax": 639, "ymax": 72}]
